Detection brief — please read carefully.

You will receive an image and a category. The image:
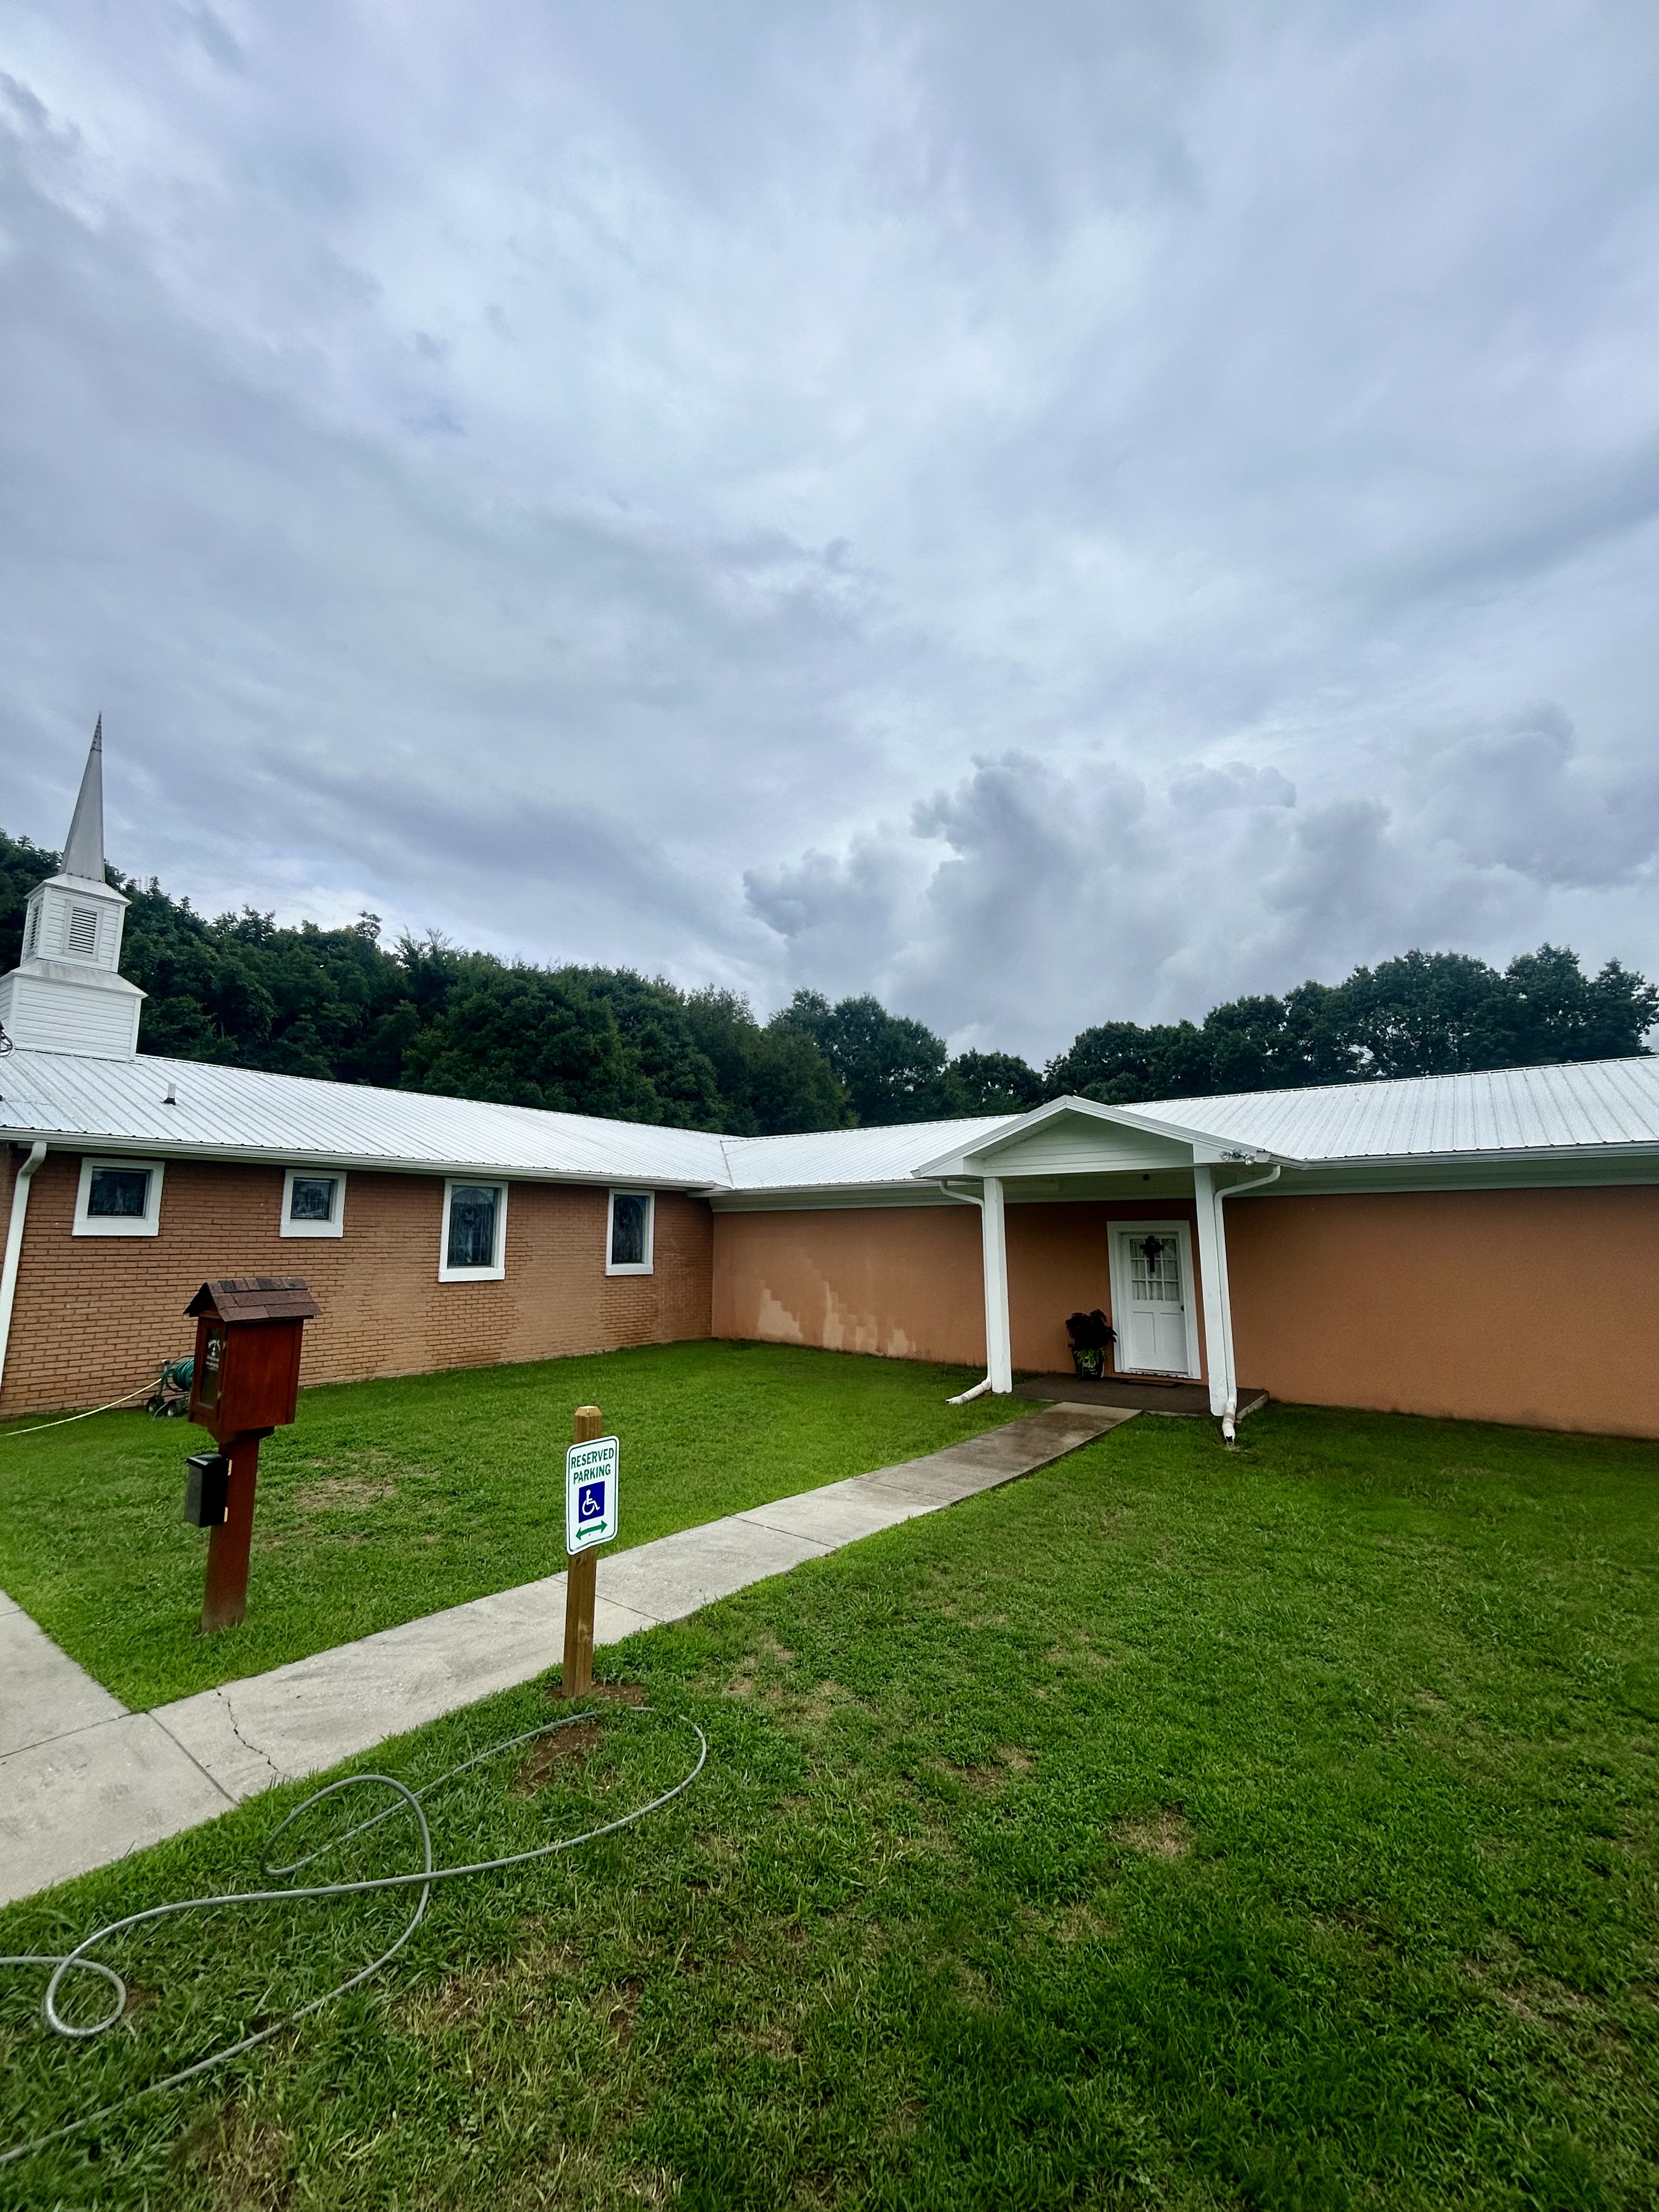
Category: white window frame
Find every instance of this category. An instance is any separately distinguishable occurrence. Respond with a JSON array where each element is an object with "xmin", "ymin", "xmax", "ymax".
[
  {"xmin": 606, "ymin": 1189, "xmax": 655, "ymax": 1276},
  {"xmin": 74, "ymin": 1155, "xmax": 165, "ymax": 1238},
  {"xmin": 1105, "ymin": 1218, "xmax": 1200, "ymax": 1379},
  {"xmin": 280, "ymin": 1166, "xmax": 347, "ymax": 1239},
  {"xmin": 439, "ymin": 1178, "xmax": 508, "ymax": 1282}
]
